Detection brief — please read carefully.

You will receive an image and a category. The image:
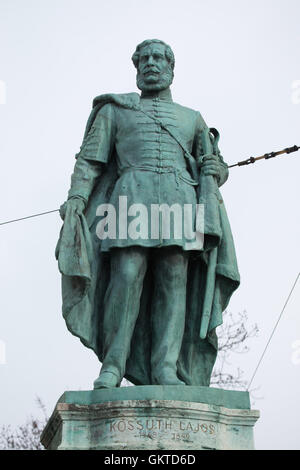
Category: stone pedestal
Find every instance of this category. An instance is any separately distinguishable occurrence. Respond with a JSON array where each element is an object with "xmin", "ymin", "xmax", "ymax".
[{"xmin": 41, "ymin": 386, "xmax": 259, "ymax": 450}]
